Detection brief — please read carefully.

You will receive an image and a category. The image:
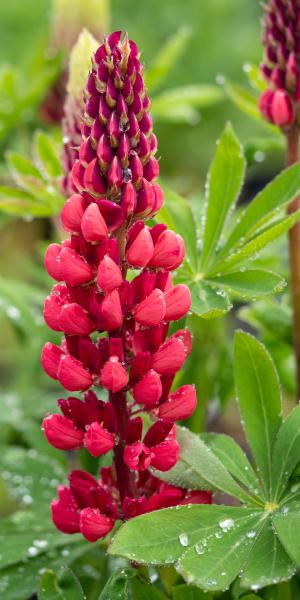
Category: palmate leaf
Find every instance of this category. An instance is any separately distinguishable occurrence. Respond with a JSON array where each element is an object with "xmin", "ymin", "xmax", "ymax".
[
  {"xmin": 157, "ymin": 126, "xmax": 300, "ymax": 319},
  {"xmin": 208, "ymin": 209, "xmax": 300, "ymax": 276},
  {"xmin": 190, "ymin": 281, "xmax": 232, "ymax": 318},
  {"xmin": 200, "ymin": 123, "xmax": 245, "ymax": 271},
  {"xmin": 240, "ymin": 518, "xmax": 296, "ymax": 589},
  {"xmin": 172, "ymin": 584, "xmax": 212, "ymax": 599},
  {"xmin": 0, "ymin": 134, "xmax": 64, "ymax": 219},
  {"xmin": 273, "ymin": 497, "xmax": 300, "ymax": 567},
  {"xmin": 207, "ymin": 270, "xmax": 286, "ymax": 299},
  {"xmin": 98, "ymin": 569, "xmax": 167, "ymax": 600},
  {"xmin": 271, "ymin": 406, "xmax": 300, "ymax": 502},
  {"xmin": 234, "ymin": 331, "xmax": 282, "ymax": 498},
  {"xmin": 39, "ymin": 568, "xmax": 85, "ymax": 600},
  {"xmin": 202, "ymin": 433, "xmax": 261, "ymax": 496},
  {"xmin": 0, "ymin": 541, "xmax": 88, "ymax": 600},
  {"xmin": 217, "ymin": 161, "xmax": 300, "ymax": 260}
]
